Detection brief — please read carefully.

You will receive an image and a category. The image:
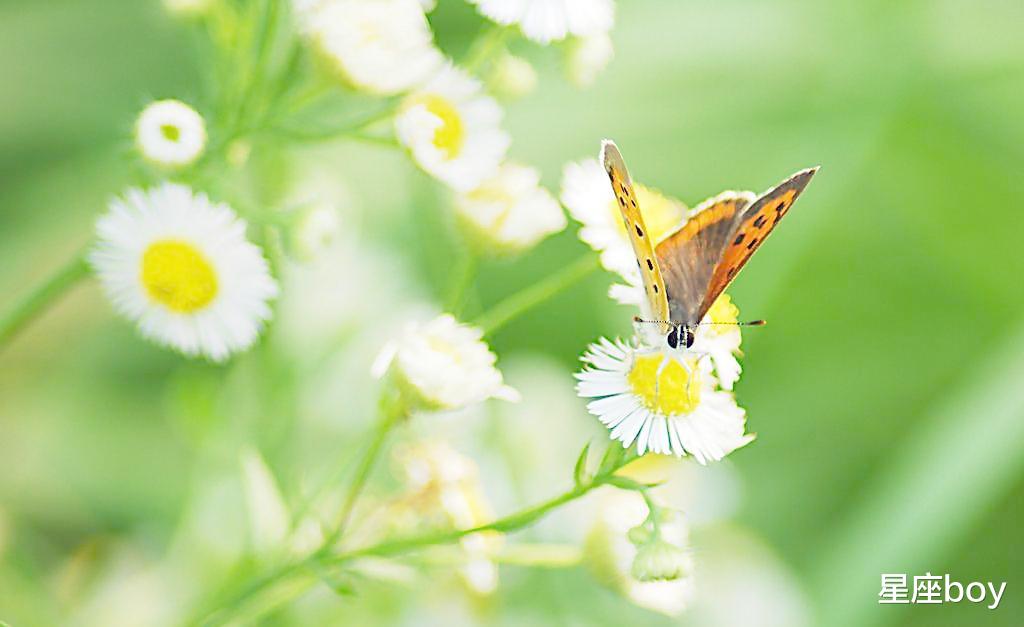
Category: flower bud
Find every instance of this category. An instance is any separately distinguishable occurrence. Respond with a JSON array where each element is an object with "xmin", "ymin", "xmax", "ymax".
[
  {"xmin": 630, "ymin": 539, "xmax": 690, "ymax": 582},
  {"xmin": 488, "ymin": 53, "xmax": 538, "ymax": 99}
]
